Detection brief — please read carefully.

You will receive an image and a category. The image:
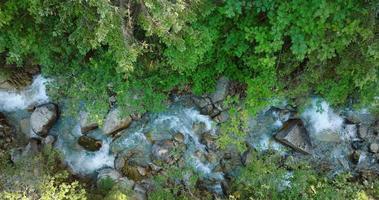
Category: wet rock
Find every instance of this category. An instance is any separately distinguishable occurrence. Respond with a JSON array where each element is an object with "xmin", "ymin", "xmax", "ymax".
[
  {"xmin": 193, "ymin": 122, "xmax": 208, "ymax": 136},
  {"xmin": 10, "ymin": 147, "xmax": 23, "ymax": 163},
  {"xmin": 350, "ymin": 150, "xmax": 361, "ymax": 164},
  {"xmin": 242, "ymin": 149, "xmax": 255, "ymax": 166},
  {"xmin": 117, "ymin": 177, "xmax": 135, "ymax": 191},
  {"xmin": 352, "ymin": 140, "xmax": 365, "ymax": 150},
  {"xmin": 209, "ymin": 108, "xmax": 221, "ymax": 118},
  {"xmin": 221, "ymin": 180, "xmax": 230, "ymax": 196},
  {"xmin": 132, "ymin": 184, "xmax": 147, "ymax": 200},
  {"xmin": 214, "ymin": 111, "xmax": 229, "ymax": 123},
  {"xmin": 114, "ymin": 155, "xmax": 126, "ymax": 171},
  {"xmin": 19, "ymin": 118, "xmax": 31, "ymax": 136},
  {"xmin": 192, "ymin": 96, "xmax": 212, "ymax": 109},
  {"xmin": 210, "ymin": 76, "xmax": 230, "ymax": 103},
  {"xmin": 78, "ymin": 135, "xmax": 102, "ymax": 151},
  {"xmin": 148, "ymin": 163, "xmax": 162, "ymax": 173},
  {"xmin": 30, "ymin": 103, "xmax": 58, "ymax": 137},
  {"xmin": 358, "ymin": 124, "xmax": 370, "ymax": 139},
  {"xmin": 342, "ymin": 124, "xmax": 357, "ymax": 140},
  {"xmin": 97, "ymin": 168, "xmax": 122, "ymax": 188},
  {"xmin": 374, "ymin": 120, "xmax": 379, "ymax": 135},
  {"xmin": 221, "ymin": 147, "xmax": 242, "ymax": 174},
  {"xmin": 344, "ymin": 110, "xmax": 375, "ymax": 125},
  {"xmin": 0, "ymin": 66, "xmax": 39, "ymax": 91},
  {"xmin": 369, "ymin": 143, "xmax": 379, "ymax": 153},
  {"xmin": 130, "ymin": 113, "xmax": 142, "ymax": 121},
  {"xmin": 173, "ymin": 132, "xmax": 184, "ymax": 143},
  {"xmin": 201, "ymin": 133, "xmax": 218, "ymax": 151},
  {"xmin": 79, "ymin": 111, "xmax": 98, "ymax": 133},
  {"xmin": 275, "ymin": 119, "xmax": 312, "ymax": 154},
  {"xmin": 152, "ymin": 140, "xmax": 176, "ymax": 164},
  {"xmin": 121, "ymin": 162, "xmax": 145, "ymax": 181},
  {"xmin": 97, "ymin": 168, "xmax": 122, "ymax": 181},
  {"xmin": 200, "ymin": 104, "xmax": 214, "ymax": 116},
  {"xmin": 43, "ymin": 135, "xmax": 55, "ymax": 146},
  {"xmin": 103, "ymin": 109, "xmax": 132, "ymax": 135},
  {"xmin": 23, "ymin": 138, "xmax": 42, "ymax": 155}
]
